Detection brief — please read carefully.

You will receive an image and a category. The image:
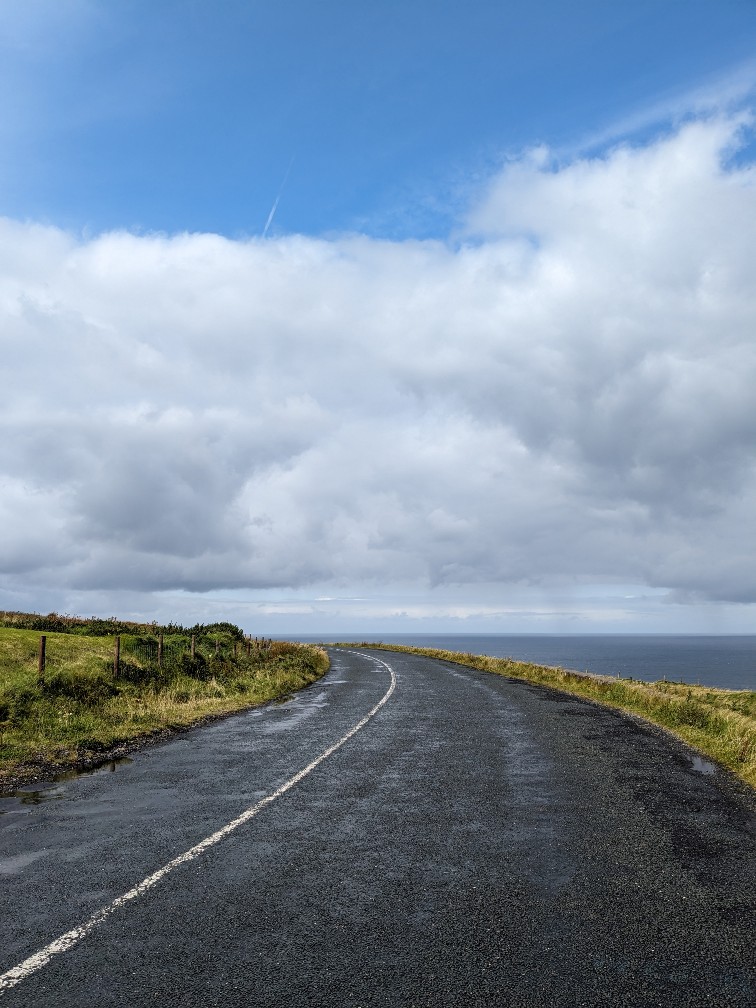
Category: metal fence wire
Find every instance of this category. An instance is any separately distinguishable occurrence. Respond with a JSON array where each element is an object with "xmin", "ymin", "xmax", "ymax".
[
  {"xmin": 31, "ymin": 632, "xmax": 274, "ymax": 682},
  {"xmin": 121, "ymin": 636, "xmax": 200, "ymax": 672}
]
